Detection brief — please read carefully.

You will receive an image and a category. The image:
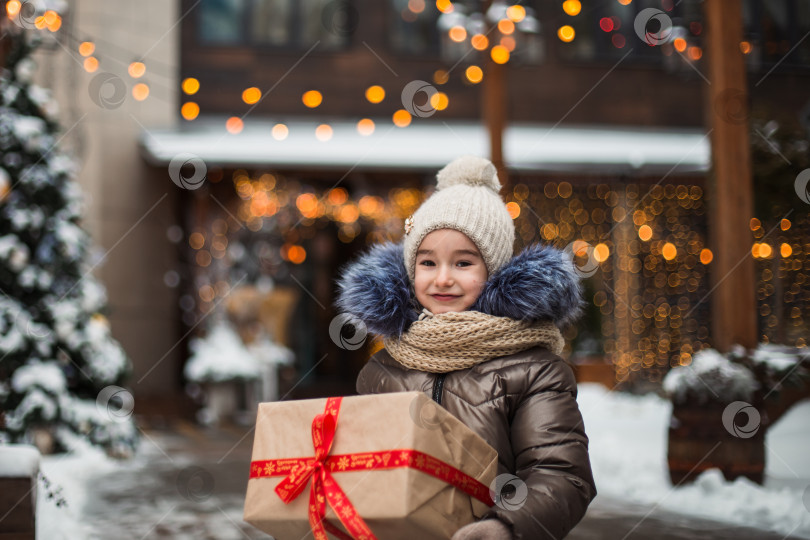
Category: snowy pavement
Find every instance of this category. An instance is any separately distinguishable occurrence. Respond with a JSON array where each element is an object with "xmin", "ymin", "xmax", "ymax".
[{"xmin": 34, "ymin": 385, "xmax": 810, "ymax": 539}]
